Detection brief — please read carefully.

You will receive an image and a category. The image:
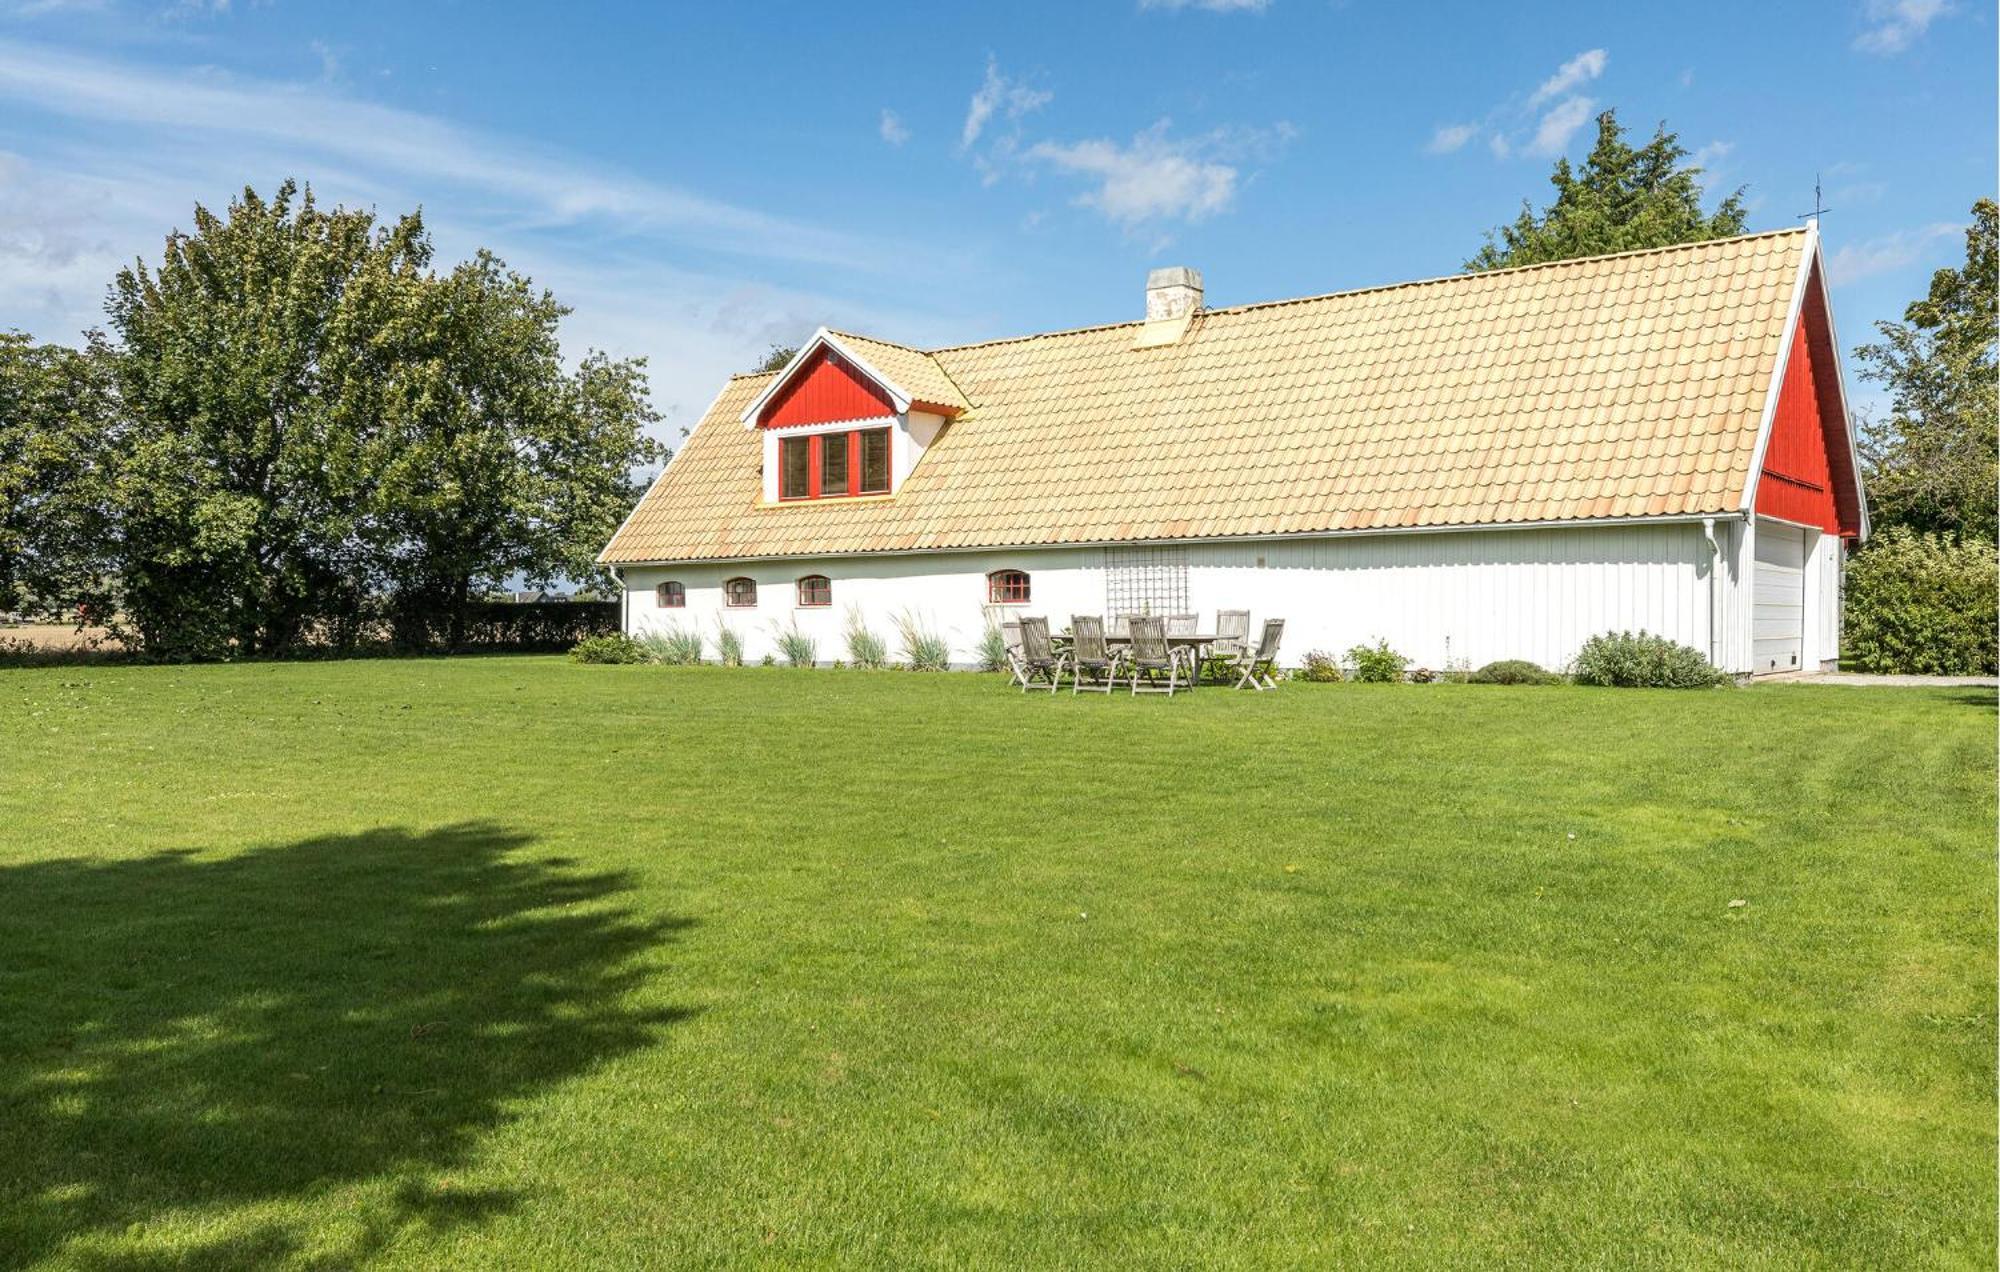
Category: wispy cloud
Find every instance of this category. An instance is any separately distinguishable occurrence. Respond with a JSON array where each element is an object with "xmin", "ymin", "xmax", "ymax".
[
  {"xmin": 1826, "ymin": 222, "xmax": 1961, "ymax": 283},
  {"xmin": 0, "ymin": 39, "xmax": 871, "ymax": 269},
  {"xmin": 1527, "ymin": 96, "xmax": 1595, "ymax": 157},
  {"xmin": 1526, "ymin": 48, "xmax": 1606, "ymax": 108},
  {"xmin": 1422, "ymin": 48, "xmax": 1607, "ymax": 160},
  {"xmin": 1138, "ymin": 0, "xmax": 1272, "ymax": 11},
  {"xmin": 0, "ymin": 40, "xmax": 979, "ymax": 450},
  {"xmin": 1854, "ymin": 0, "xmax": 1952, "ymax": 53},
  {"xmin": 1024, "ymin": 119, "xmax": 1292, "ymax": 232},
  {"xmin": 960, "ymin": 57, "xmax": 1051, "ymax": 151},
  {"xmin": 878, "ymin": 108, "xmax": 909, "ymax": 146},
  {"xmin": 1426, "ymin": 122, "xmax": 1478, "ymax": 155}
]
